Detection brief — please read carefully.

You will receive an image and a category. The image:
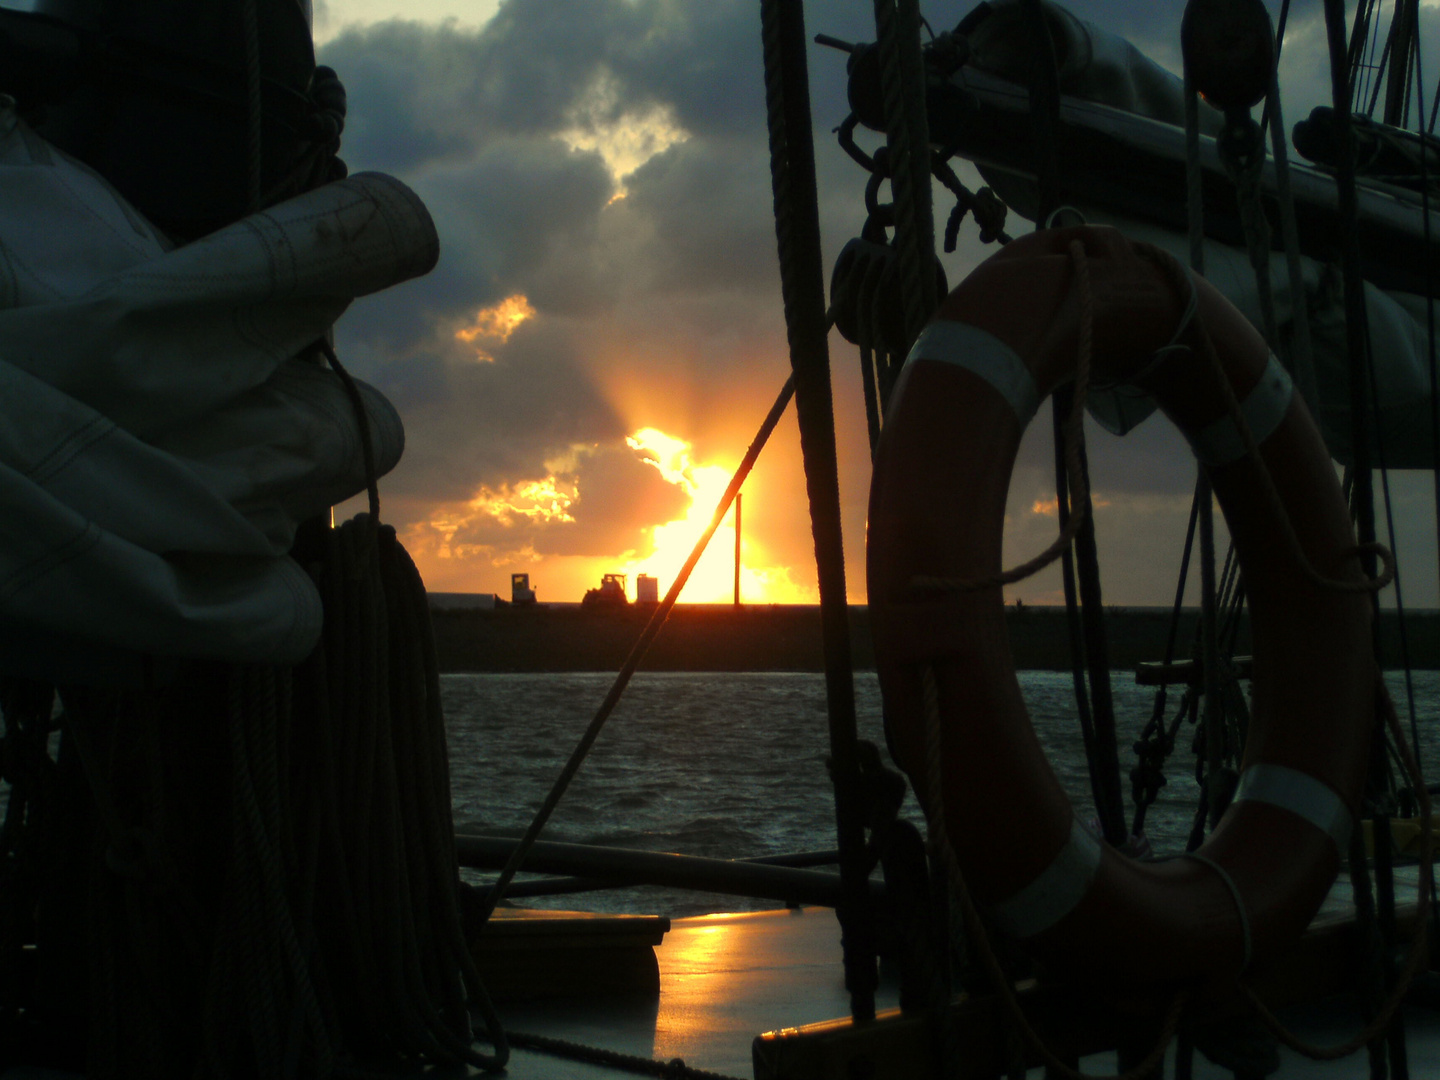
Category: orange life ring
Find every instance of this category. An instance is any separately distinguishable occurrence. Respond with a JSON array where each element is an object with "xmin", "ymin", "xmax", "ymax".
[{"xmin": 867, "ymin": 226, "xmax": 1375, "ymax": 987}]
